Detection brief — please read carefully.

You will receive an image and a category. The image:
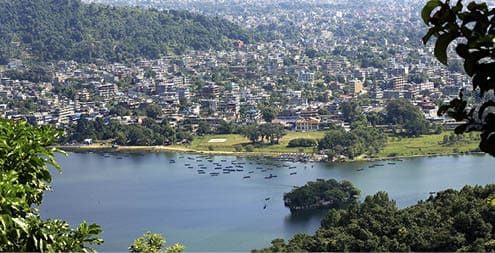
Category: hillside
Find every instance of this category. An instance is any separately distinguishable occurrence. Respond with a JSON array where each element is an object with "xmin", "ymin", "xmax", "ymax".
[{"xmin": 0, "ymin": 0, "xmax": 253, "ymax": 63}]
